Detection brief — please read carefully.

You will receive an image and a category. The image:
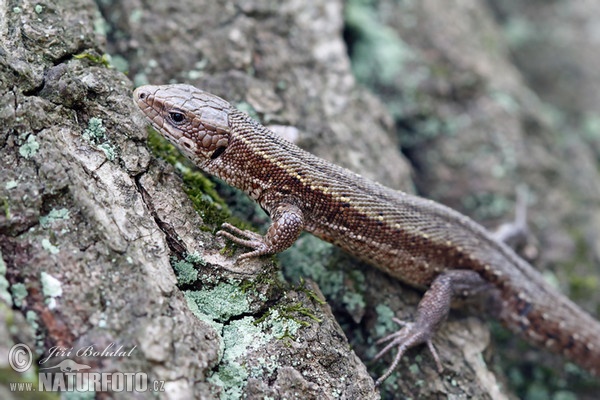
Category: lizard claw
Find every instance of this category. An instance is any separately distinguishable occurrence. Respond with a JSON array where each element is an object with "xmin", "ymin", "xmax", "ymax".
[
  {"xmin": 217, "ymin": 223, "xmax": 271, "ymax": 259},
  {"xmin": 373, "ymin": 317, "xmax": 443, "ymax": 386}
]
